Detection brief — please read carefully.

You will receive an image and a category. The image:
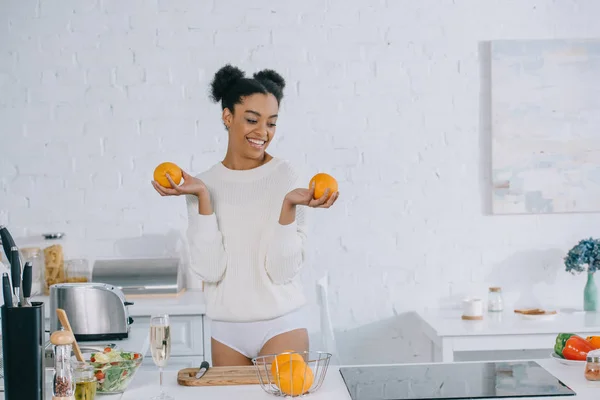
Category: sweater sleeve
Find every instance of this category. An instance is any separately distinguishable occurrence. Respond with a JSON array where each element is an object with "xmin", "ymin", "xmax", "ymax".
[
  {"xmin": 265, "ymin": 198, "xmax": 309, "ymax": 285},
  {"xmin": 186, "ymin": 194, "xmax": 227, "ymax": 283}
]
